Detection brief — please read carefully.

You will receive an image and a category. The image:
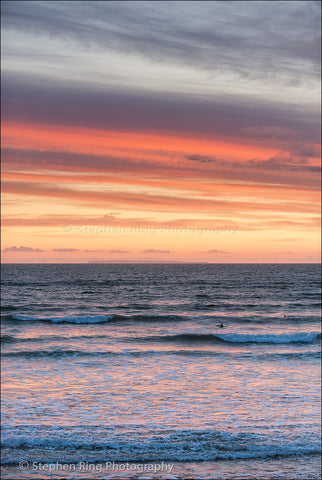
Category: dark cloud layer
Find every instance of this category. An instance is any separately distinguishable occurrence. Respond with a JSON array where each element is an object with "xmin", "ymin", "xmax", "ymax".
[{"xmin": 2, "ymin": 74, "xmax": 319, "ymax": 143}]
